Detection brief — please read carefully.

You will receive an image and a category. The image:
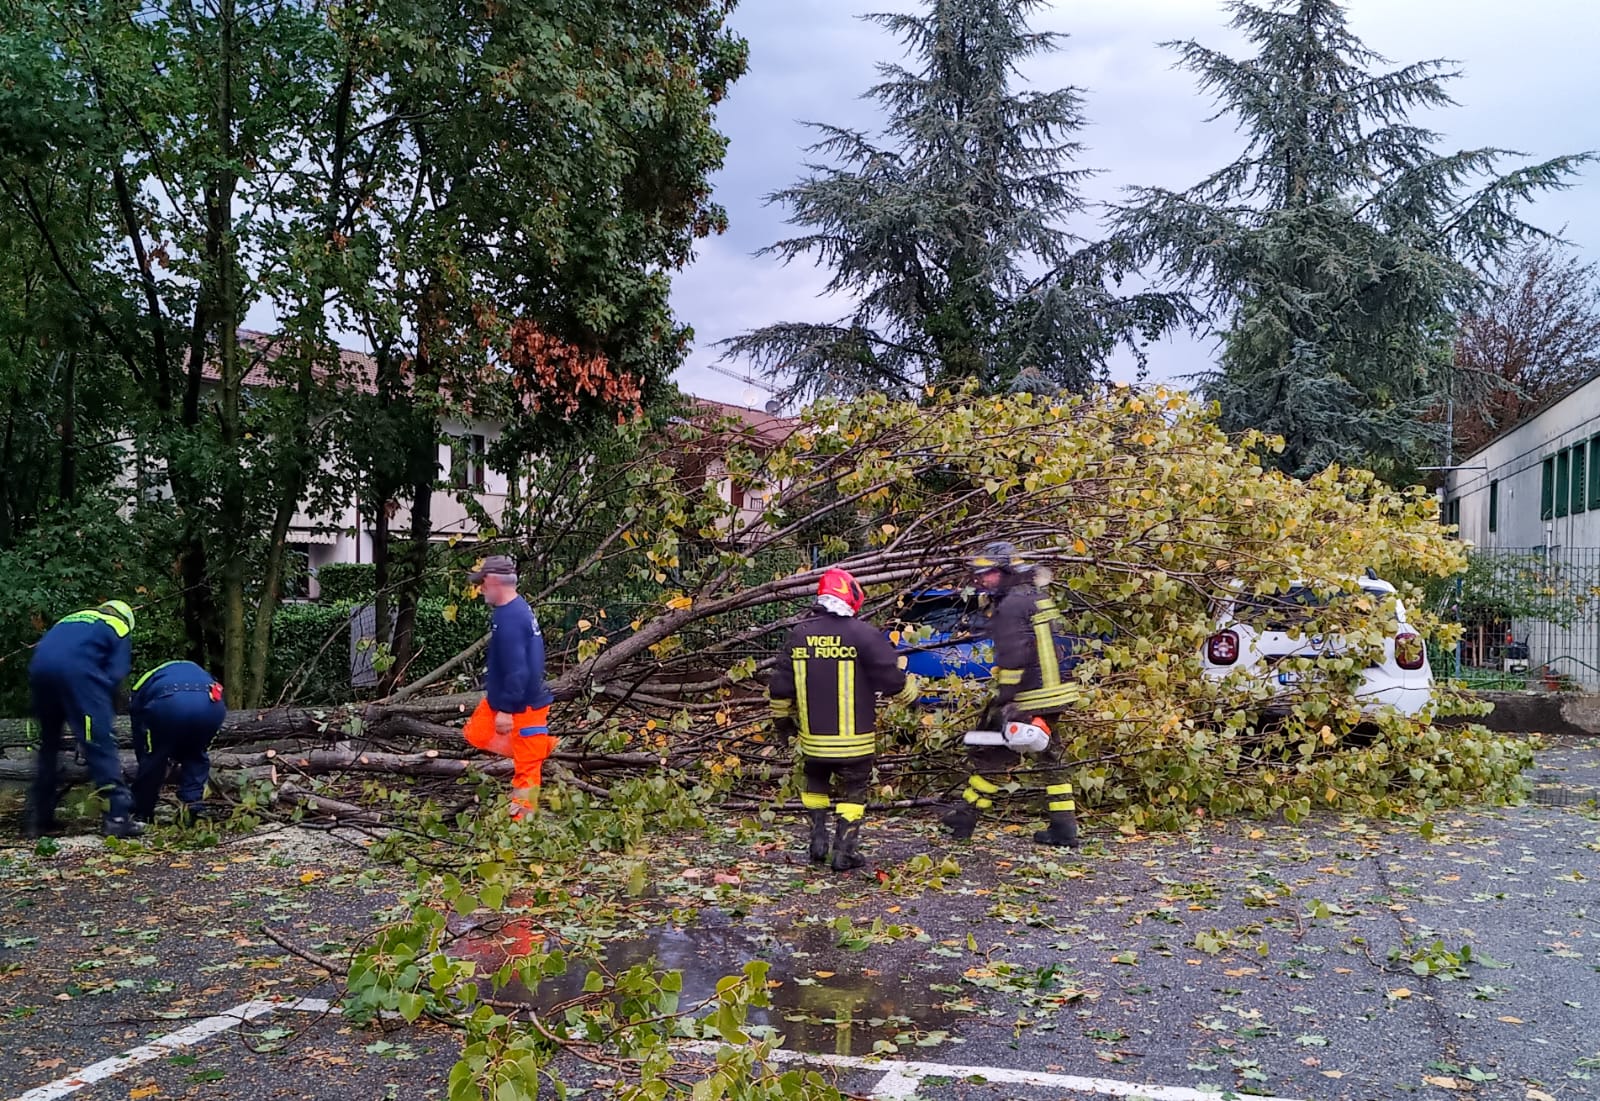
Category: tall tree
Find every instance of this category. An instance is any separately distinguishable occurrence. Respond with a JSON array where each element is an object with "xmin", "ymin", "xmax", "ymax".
[
  {"xmin": 1117, "ymin": 0, "xmax": 1591, "ymax": 480},
  {"xmin": 722, "ymin": 0, "xmax": 1187, "ymax": 402},
  {"xmin": 1451, "ymin": 243, "xmax": 1600, "ymax": 457},
  {"xmin": 344, "ymin": 0, "xmax": 748, "ymax": 690}
]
